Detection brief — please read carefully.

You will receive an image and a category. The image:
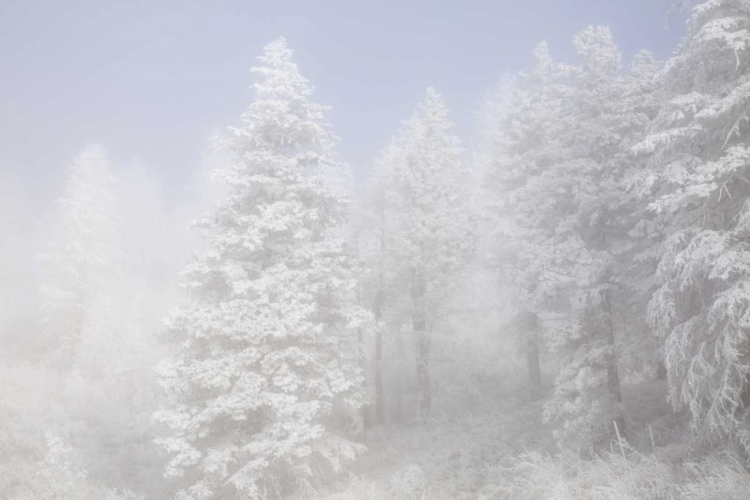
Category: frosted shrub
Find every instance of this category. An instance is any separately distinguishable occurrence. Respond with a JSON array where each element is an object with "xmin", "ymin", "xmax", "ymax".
[{"xmin": 389, "ymin": 464, "xmax": 429, "ymax": 499}]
